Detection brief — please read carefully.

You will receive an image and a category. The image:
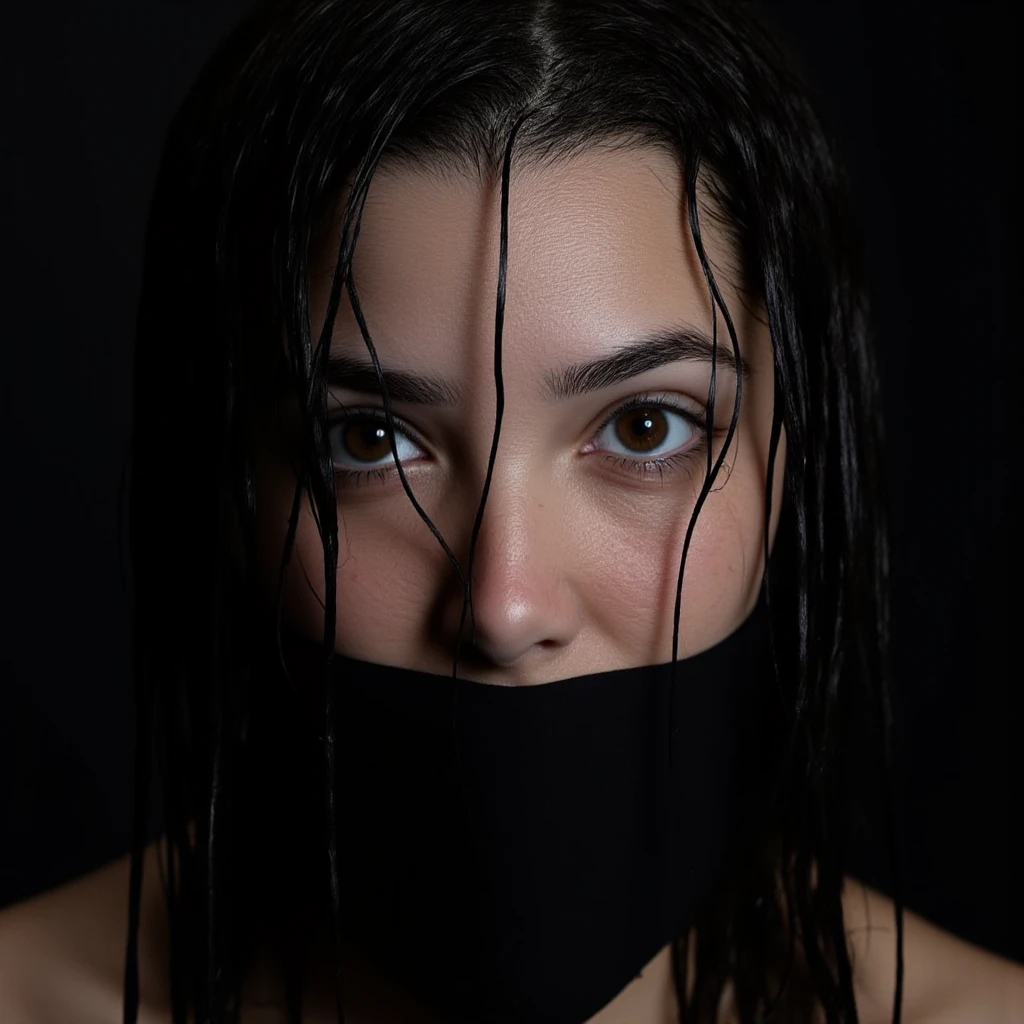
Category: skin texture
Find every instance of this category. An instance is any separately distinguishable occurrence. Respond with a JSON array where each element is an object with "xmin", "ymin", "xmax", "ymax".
[{"xmin": 254, "ymin": 147, "xmax": 785, "ymax": 685}]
